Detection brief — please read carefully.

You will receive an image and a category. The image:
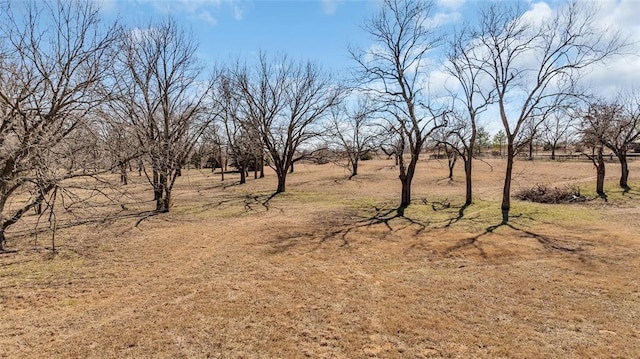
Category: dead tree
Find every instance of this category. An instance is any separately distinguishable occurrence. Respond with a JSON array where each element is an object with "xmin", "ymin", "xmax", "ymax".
[
  {"xmin": 324, "ymin": 94, "xmax": 378, "ymax": 179},
  {"xmin": 582, "ymin": 99, "xmax": 640, "ymax": 193},
  {"xmin": 351, "ymin": 0, "xmax": 446, "ymax": 210},
  {"xmin": 234, "ymin": 54, "xmax": 342, "ymax": 193},
  {"xmin": 110, "ymin": 19, "xmax": 213, "ymax": 212},
  {"xmin": 541, "ymin": 108, "xmax": 576, "ymax": 160},
  {"xmin": 0, "ymin": 0, "xmax": 119, "ymax": 250},
  {"xmin": 213, "ymin": 74, "xmax": 261, "ymax": 184},
  {"xmin": 468, "ymin": 1, "xmax": 625, "ymax": 223},
  {"xmin": 443, "ymin": 26, "xmax": 496, "ymax": 206},
  {"xmin": 600, "ymin": 96, "xmax": 640, "ymax": 191}
]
